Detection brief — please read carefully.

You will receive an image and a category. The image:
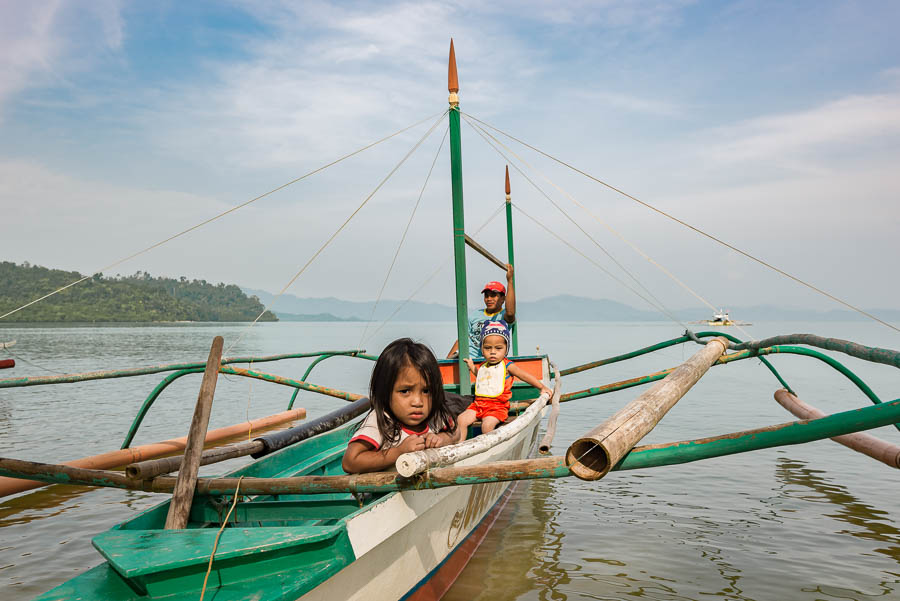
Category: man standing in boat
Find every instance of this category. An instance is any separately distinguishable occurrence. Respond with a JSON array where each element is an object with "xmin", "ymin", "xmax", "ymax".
[{"xmin": 447, "ymin": 263, "xmax": 516, "ymax": 359}]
